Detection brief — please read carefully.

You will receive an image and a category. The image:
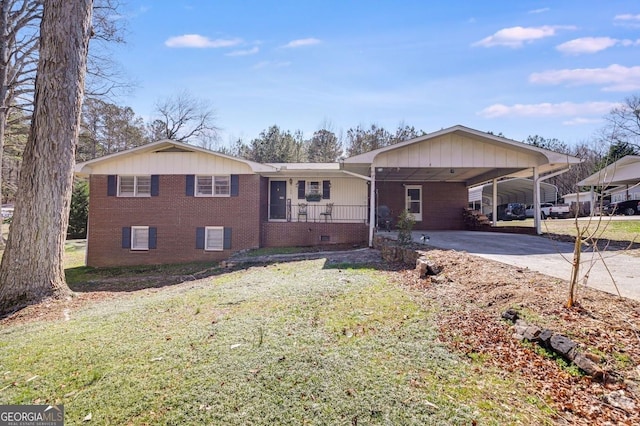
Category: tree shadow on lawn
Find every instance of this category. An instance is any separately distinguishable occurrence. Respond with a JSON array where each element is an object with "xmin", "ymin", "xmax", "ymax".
[
  {"xmin": 66, "ymin": 262, "xmax": 231, "ymax": 293},
  {"xmin": 66, "ymin": 248, "xmax": 401, "ymax": 293}
]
